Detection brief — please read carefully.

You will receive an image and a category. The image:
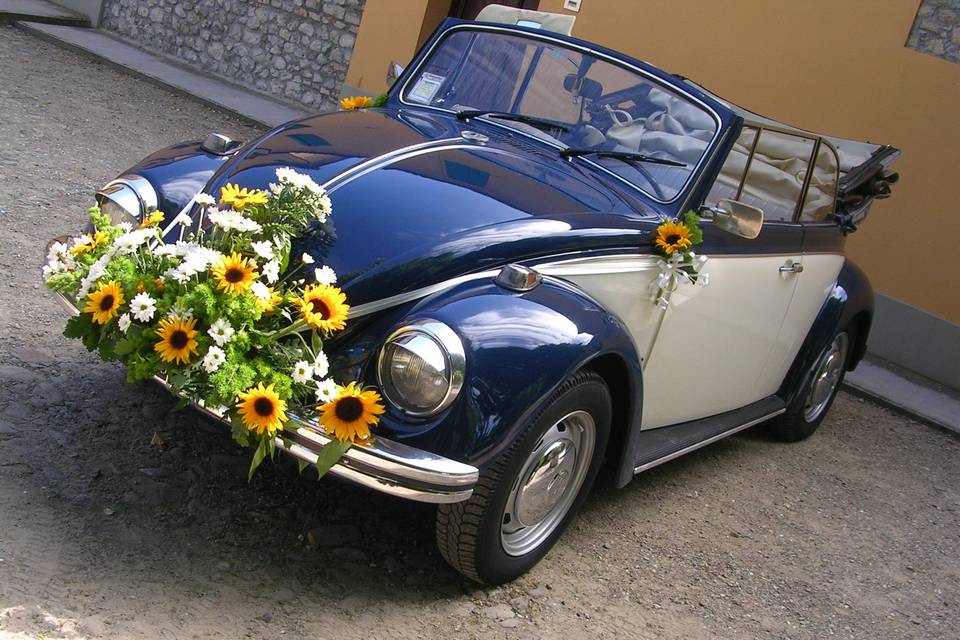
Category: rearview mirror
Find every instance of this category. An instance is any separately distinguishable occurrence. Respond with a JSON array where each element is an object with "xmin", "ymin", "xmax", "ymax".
[
  {"xmin": 700, "ymin": 199, "xmax": 764, "ymax": 239},
  {"xmin": 386, "ymin": 61, "xmax": 405, "ymax": 88}
]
